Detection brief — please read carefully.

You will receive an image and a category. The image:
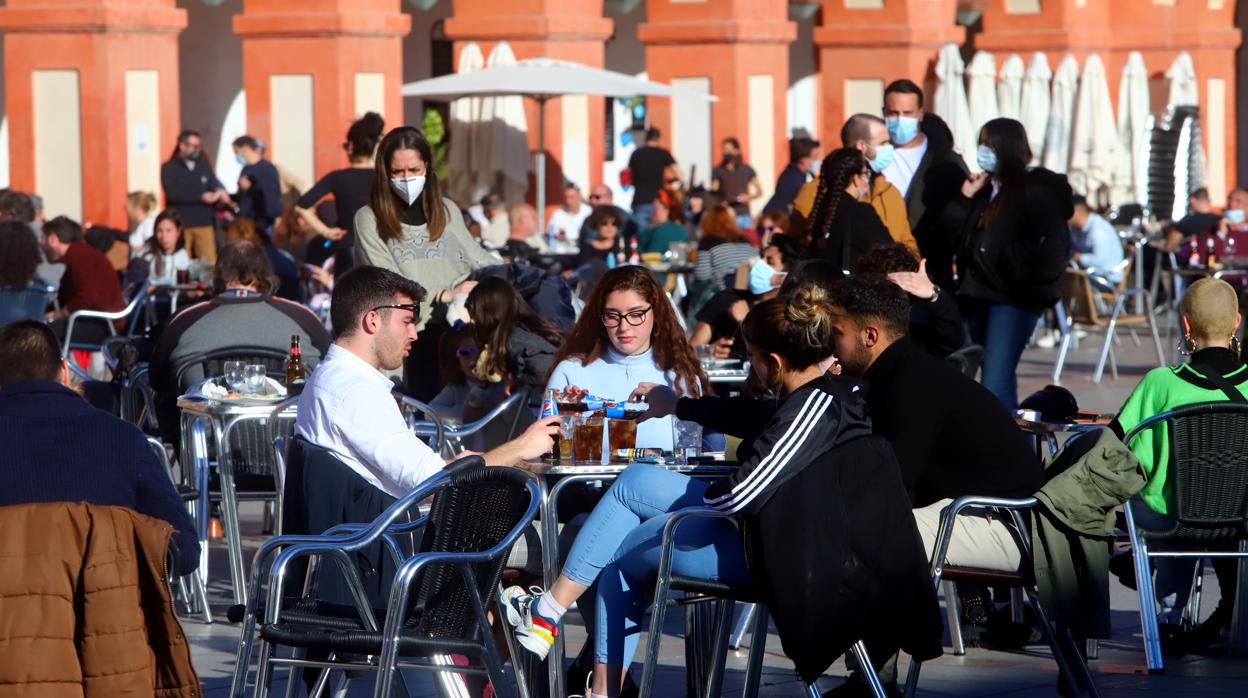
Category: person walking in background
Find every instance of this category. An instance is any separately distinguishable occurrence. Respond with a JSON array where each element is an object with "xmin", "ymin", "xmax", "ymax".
[
  {"xmin": 232, "ymin": 136, "xmax": 284, "ymax": 237},
  {"xmin": 806, "ymin": 148, "xmax": 893, "ymax": 273},
  {"xmin": 625, "ymin": 128, "xmax": 677, "ymax": 231},
  {"xmin": 294, "ymin": 112, "xmax": 386, "ymax": 277},
  {"xmin": 879, "ymin": 80, "xmax": 969, "ymax": 289},
  {"xmin": 354, "ymin": 126, "xmax": 496, "ymax": 401},
  {"xmin": 949, "ymin": 118, "xmax": 1072, "ymax": 409},
  {"xmin": 712, "ymin": 137, "xmax": 762, "ymax": 231},
  {"xmin": 763, "ymin": 136, "xmax": 821, "ymax": 214},
  {"xmin": 161, "ymin": 130, "xmax": 230, "ymax": 262}
]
